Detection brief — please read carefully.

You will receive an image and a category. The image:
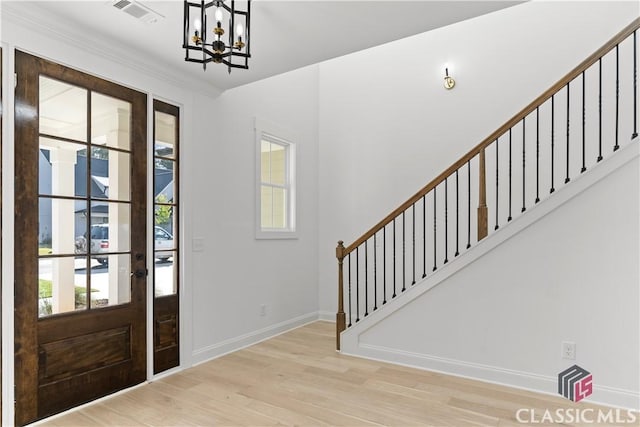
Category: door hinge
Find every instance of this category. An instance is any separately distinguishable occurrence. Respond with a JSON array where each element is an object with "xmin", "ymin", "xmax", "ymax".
[{"xmin": 14, "ymin": 72, "xmax": 17, "ymax": 90}]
